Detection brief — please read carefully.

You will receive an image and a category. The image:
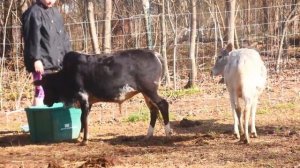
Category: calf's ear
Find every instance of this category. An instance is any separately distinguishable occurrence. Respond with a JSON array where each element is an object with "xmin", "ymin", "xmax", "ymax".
[{"xmin": 33, "ymin": 80, "xmax": 43, "ymax": 86}]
